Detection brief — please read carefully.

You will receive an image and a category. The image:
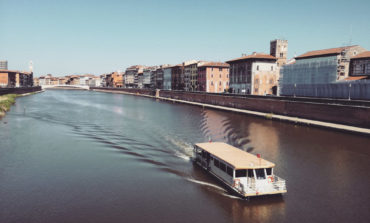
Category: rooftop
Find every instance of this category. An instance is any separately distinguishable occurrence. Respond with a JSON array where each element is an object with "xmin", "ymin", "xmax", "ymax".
[
  {"xmin": 0, "ymin": 70, "xmax": 32, "ymax": 75},
  {"xmin": 296, "ymin": 45, "xmax": 358, "ymax": 59},
  {"xmin": 195, "ymin": 142, "xmax": 275, "ymax": 169},
  {"xmin": 226, "ymin": 53, "xmax": 276, "ymax": 63},
  {"xmin": 344, "ymin": 76, "xmax": 370, "ymax": 81},
  {"xmin": 198, "ymin": 62, "xmax": 230, "ymax": 68},
  {"xmin": 352, "ymin": 51, "xmax": 370, "ymax": 59}
]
